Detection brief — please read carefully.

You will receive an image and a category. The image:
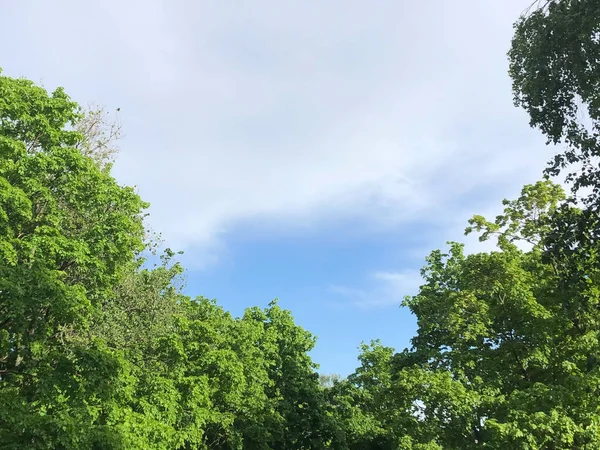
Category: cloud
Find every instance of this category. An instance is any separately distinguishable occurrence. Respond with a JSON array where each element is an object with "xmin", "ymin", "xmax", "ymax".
[
  {"xmin": 329, "ymin": 269, "xmax": 423, "ymax": 309},
  {"xmin": 0, "ymin": 0, "xmax": 549, "ymax": 269},
  {"xmin": 337, "ymin": 185, "xmax": 552, "ymax": 311}
]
